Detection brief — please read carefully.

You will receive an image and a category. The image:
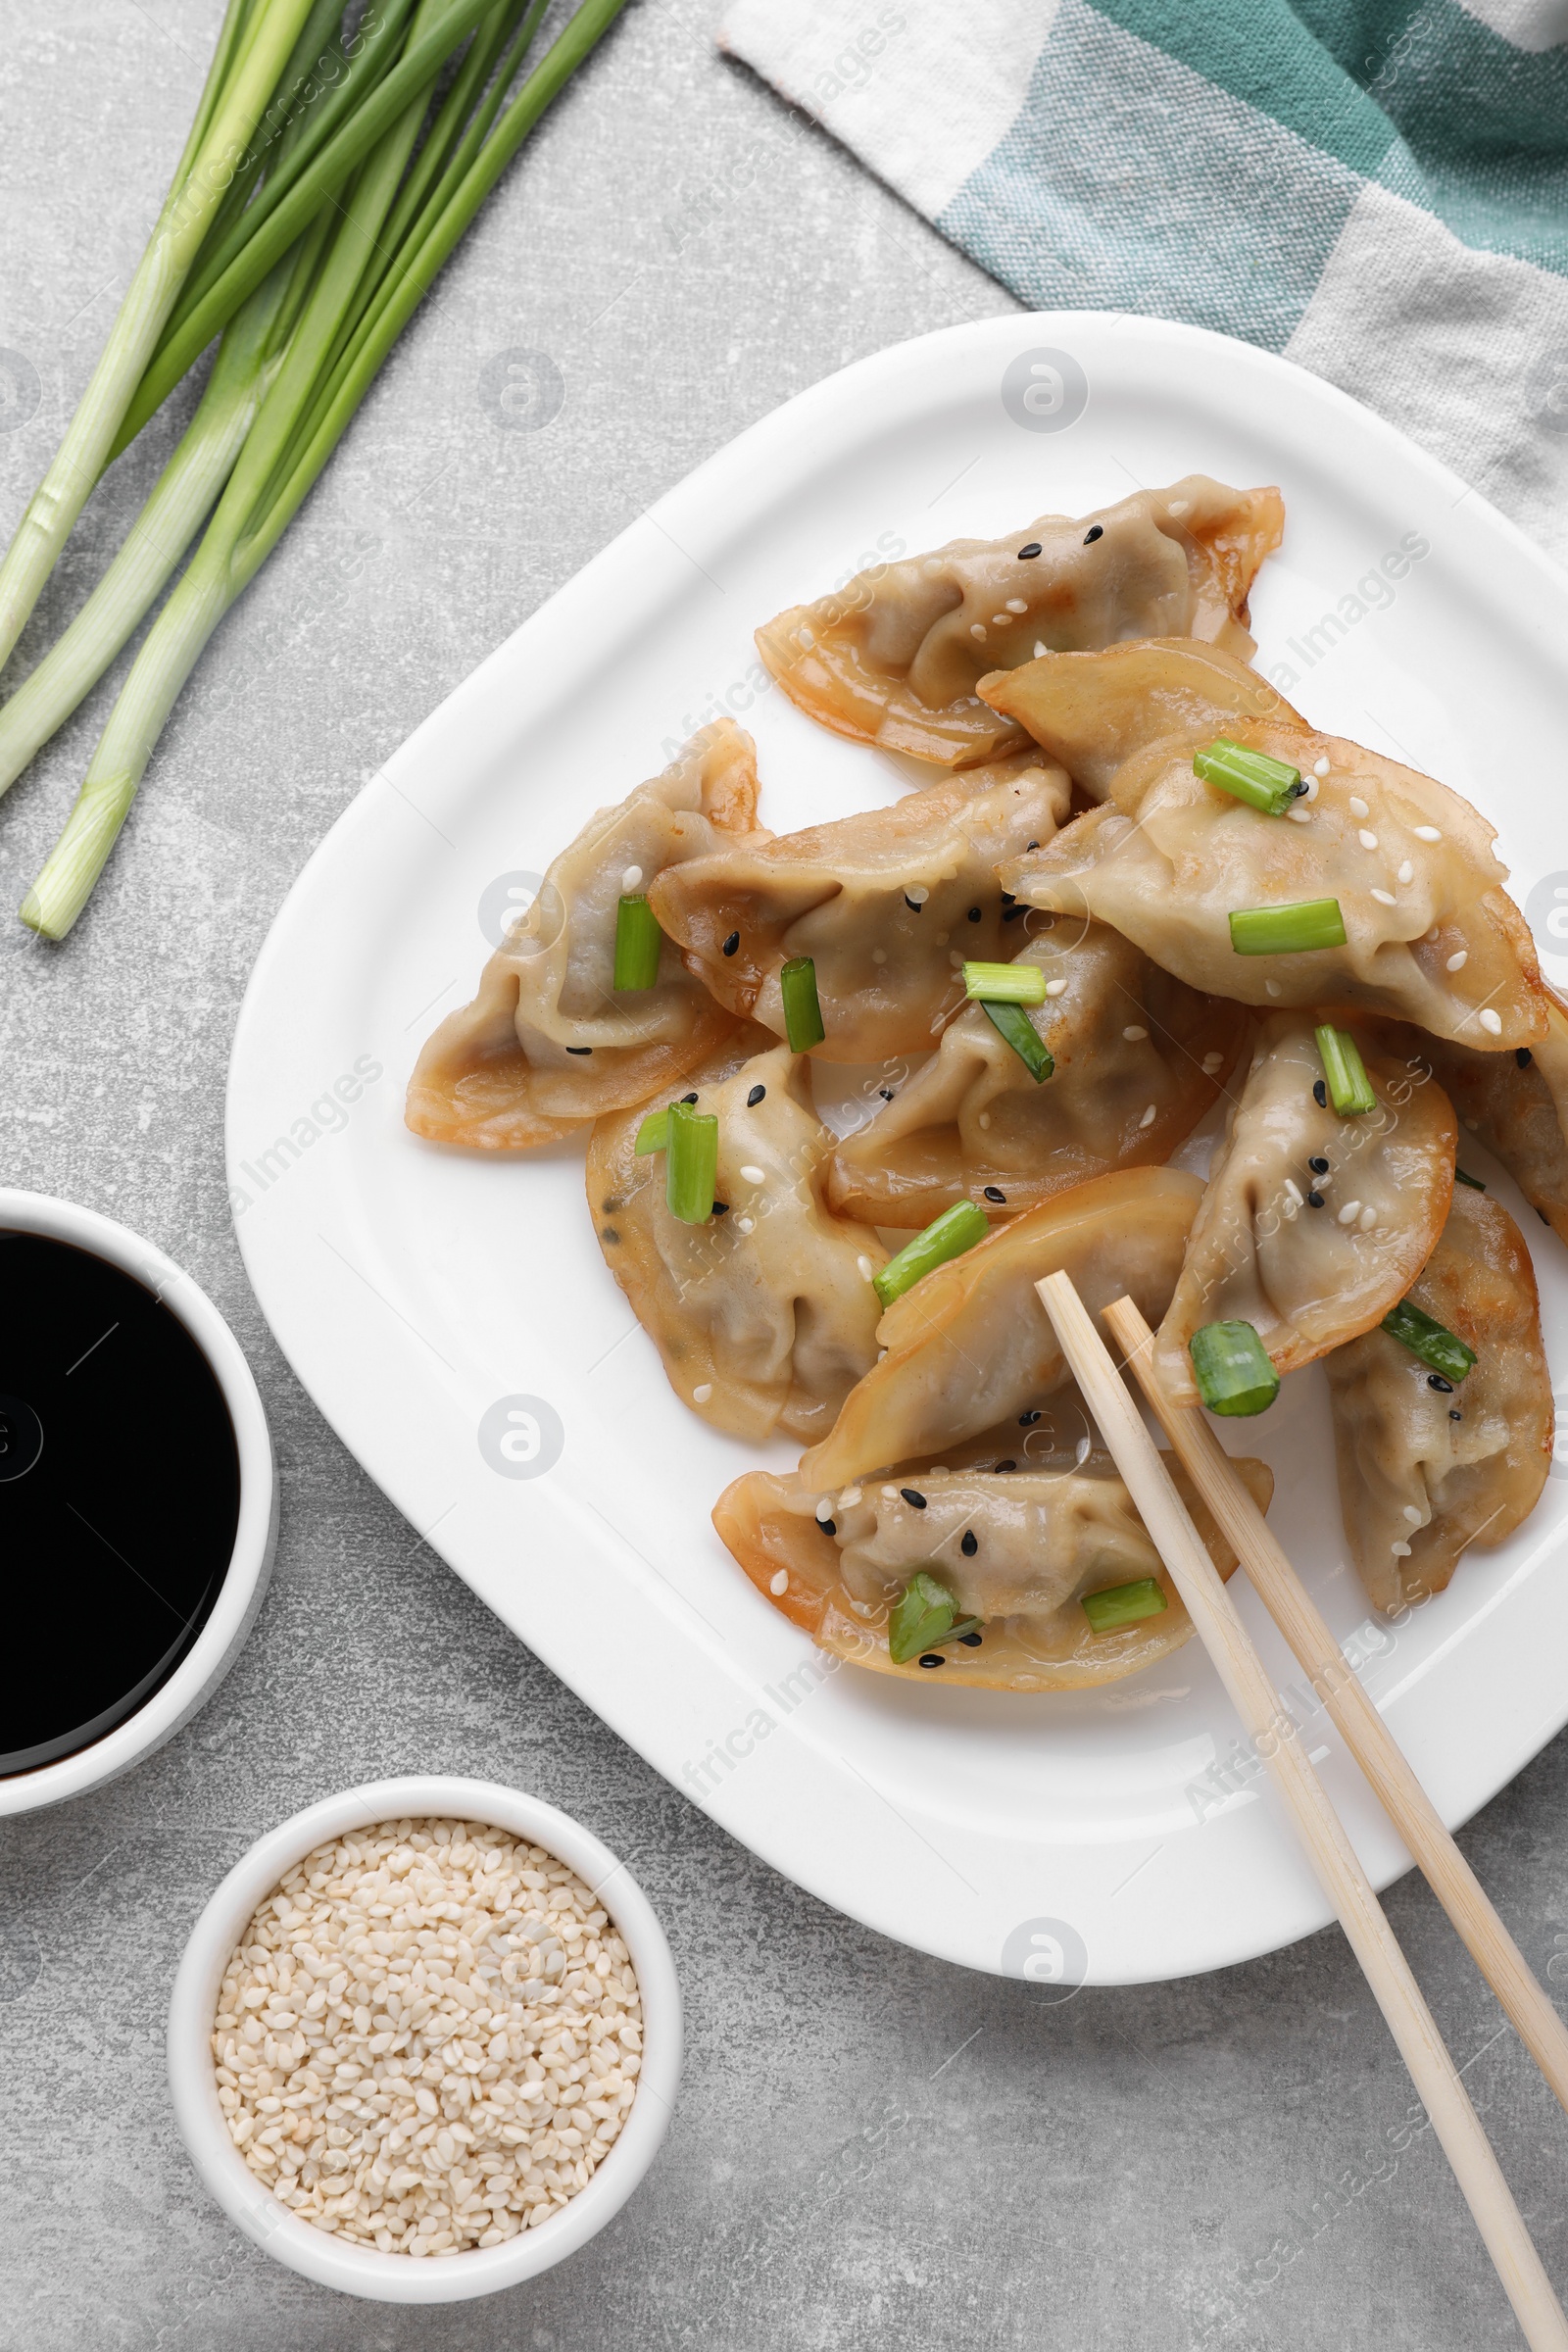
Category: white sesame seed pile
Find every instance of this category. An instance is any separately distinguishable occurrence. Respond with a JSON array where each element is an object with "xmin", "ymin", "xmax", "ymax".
[{"xmin": 212, "ymin": 1817, "xmax": 642, "ymax": 2256}]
